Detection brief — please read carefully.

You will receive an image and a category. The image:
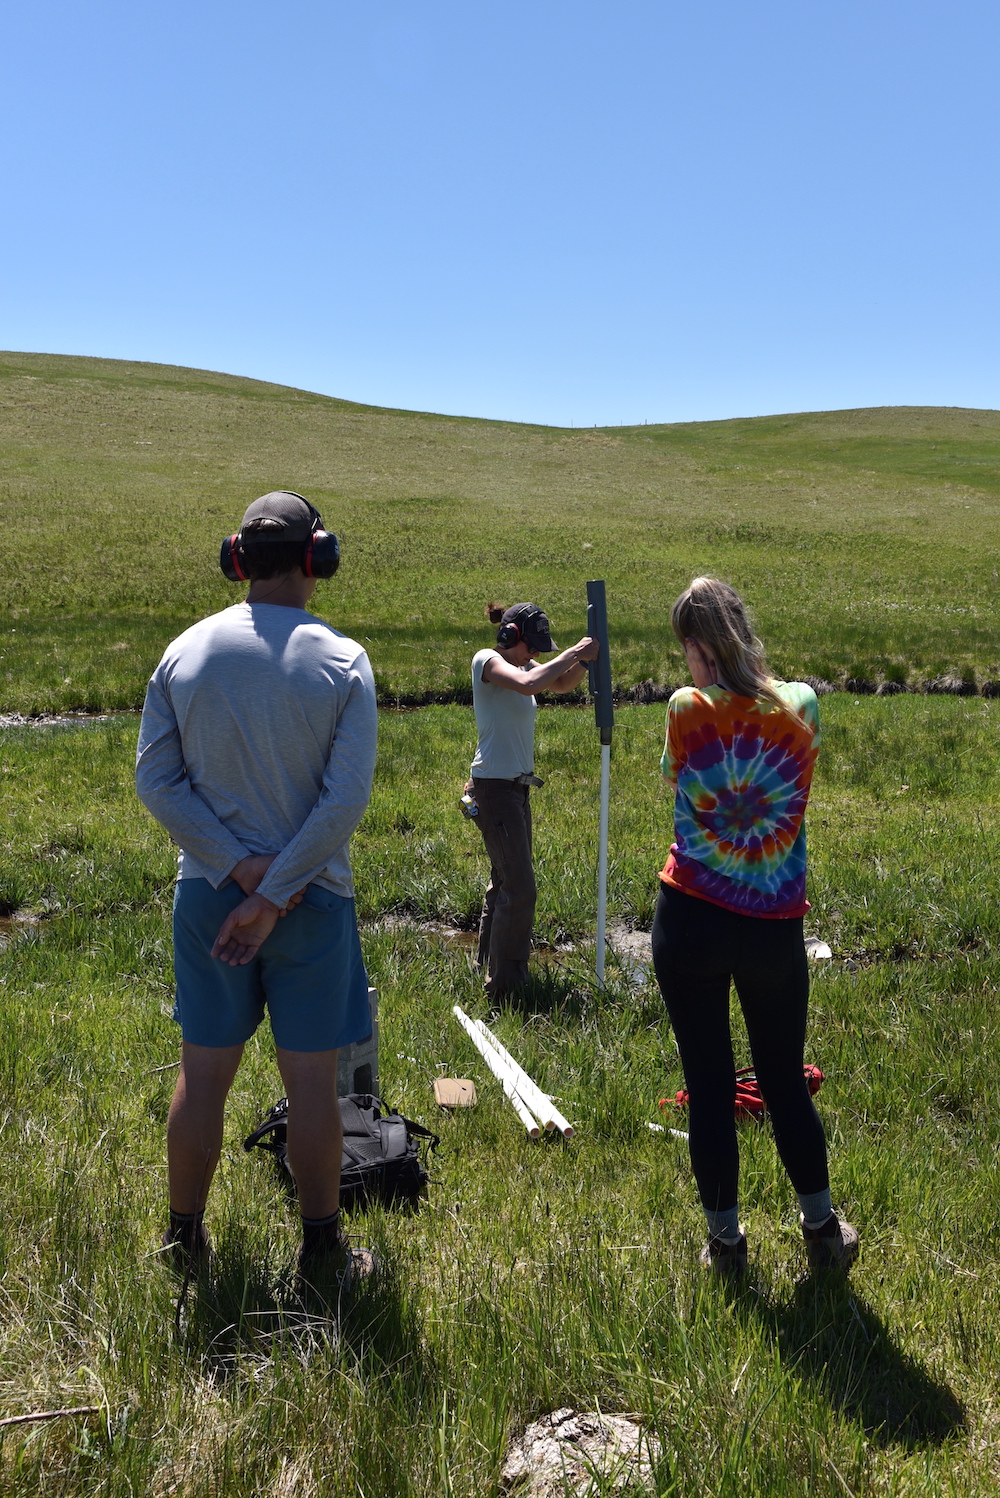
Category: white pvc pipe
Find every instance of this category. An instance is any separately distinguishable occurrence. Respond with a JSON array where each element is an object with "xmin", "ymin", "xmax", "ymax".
[
  {"xmin": 471, "ymin": 1020, "xmax": 558, "ymax": 1132},
  {"xmin": 454, "ymin": 1007, "xmax": 541, "ymax": 1138},
  {"xmin": 460, "ymin": 1014, "xmax": 545, "ymax": 1131},
  {"xmin": 504, "ymin": 1082, "xmax": 543, "ymax": 1139},
  {"xmin": 596, "ymin": 740, "xmax": 611, "ymax": 985},
  {"xmin": 472, "ymin": 1018, "xmax": 575, "ymax": 1139},
  {"xmin": 453, "ymin": 1007, "xmax": 542, "ymax": 1138},
  {"xmin": 472, "ymin": 1019, "xmax": 559, "ymax": 1131}
]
